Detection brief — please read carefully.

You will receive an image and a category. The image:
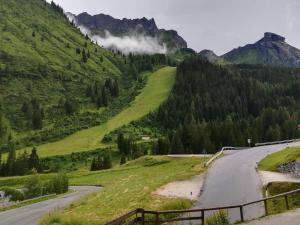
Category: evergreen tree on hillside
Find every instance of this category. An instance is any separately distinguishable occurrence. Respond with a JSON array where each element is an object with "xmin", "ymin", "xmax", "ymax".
[
  {"xmin": 6, "ymin": 141, "xmax": 16, "ymax": 175},
  {"xmin": 82, "ymin": 49, "xmax": 88, "ymax": 63},
  {"xmin": 29, "ymin": 147, "xmax": 40, "ymax": 172},
  {"xmin": 171, "ymin": 132, "xmax": 184, "ymax": 154}
]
